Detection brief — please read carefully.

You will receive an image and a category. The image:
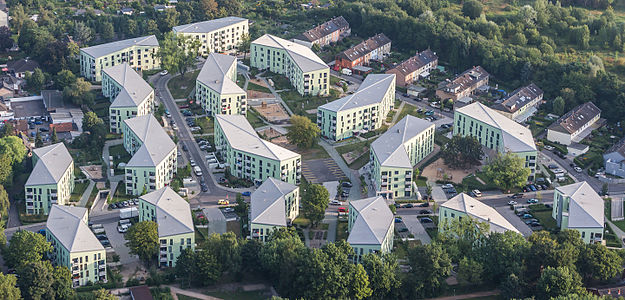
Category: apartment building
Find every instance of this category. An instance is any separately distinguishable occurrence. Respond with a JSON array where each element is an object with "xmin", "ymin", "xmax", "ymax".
[
  {"xmin": 25, "ymin": 143, "xmax": 74, "ymax": 215},
  {"xmin": 335, "ymin": 33, "xmax": 391, "ymax": 69},
  {"xmin": 370, "ymin": 115, "xmax": 435, "ymax": 199},
  {"xmin": 251, "ymin": 34, "xmax": 329, "ymax": 96},
  {"xmin": 604, "ymin": 136, "xmax": 625, "ymax": 178},
  {"xmin": 347, "ymin": 196, "xmax": 394, "ymax": 263},
  {"xmin": 215, "ymin": 115, "xmax": 301, "ymax": 185},
  {"xmin": 250, "ymin": 178, "xmax": 299, "ymax": 242},
  {"xmin": 439, "ymin": 193, "xmax": 519, "ymax": 234},
  {"xmin": 385, "ymin": 49, "xmax": 438, "ymax": 87},
  {"xmin": 80, "ymin": 35, "xmax": 160, "ymax": 82},
  {"xmin": 195, "ymin": 53, "xmax": 246, "ymax": 116},
  {"xmin": 294, "ymin": 16, "xmax": 350, "ymax": 47},
  {"xmin": 436, "ymin": 66, "xmax": 489, "ymax": 101},
  {"xmin": 492, "ymin": 83, "xmax": 543, "ymax": 122},
  {"xmin": 122, "ymin": 115, "xmax": 177, "ymax": 196},
  {"xmin": 46, "ymin": 205, "xmax": 106, "ymax": 287},
  {"xmin": 102, "ymin": 63, "xmax": 155, "ymax": 133},
  {"xmin": 552, "ymin": 182, "xmax": 604, "ymax": 244},
  {"xmin": 317, "ymin": 74, "xmax": 395, "ymax": 141},
  {"xmin": 173, "ymin": 17, "xmax": 248, "ymax": 55},
  {"xmin": 547, "ymin": 102, "xmax": 601, "ymax": 146},
  {"xmin": 454, "ymin": 102, "xmax": 537, "ymax": 176},
  {"xmin": 139, "ymin": 187, "xmax": 194, "ymax": 267}
]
